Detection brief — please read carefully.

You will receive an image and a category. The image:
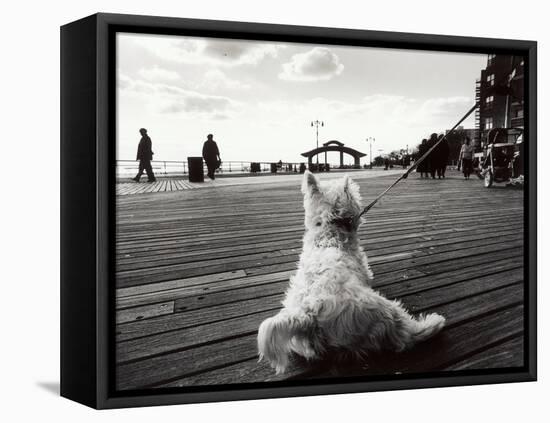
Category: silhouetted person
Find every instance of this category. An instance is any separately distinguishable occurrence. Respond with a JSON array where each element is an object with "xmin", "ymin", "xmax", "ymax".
[
  {"xmin": 426, "ymin": 133, "xmax": 439, "ymax": 179},
  {"xmin": 458, "ymin": 137, "xmax": 475, "ymax": 179},
  {"xmin": 133, "ymin": 128, "xmax": 156, "ymax": 183},
  {"xmin": 416, "ymin": 139, "xmax": 429, "ymax": 178},
  {"xmin": 434, "ymin": 134, "xmax": 450, "ymax": 178},
  {"xmin": 202, "ymin": 134, "xmax": 221, "ymax": 180}
]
